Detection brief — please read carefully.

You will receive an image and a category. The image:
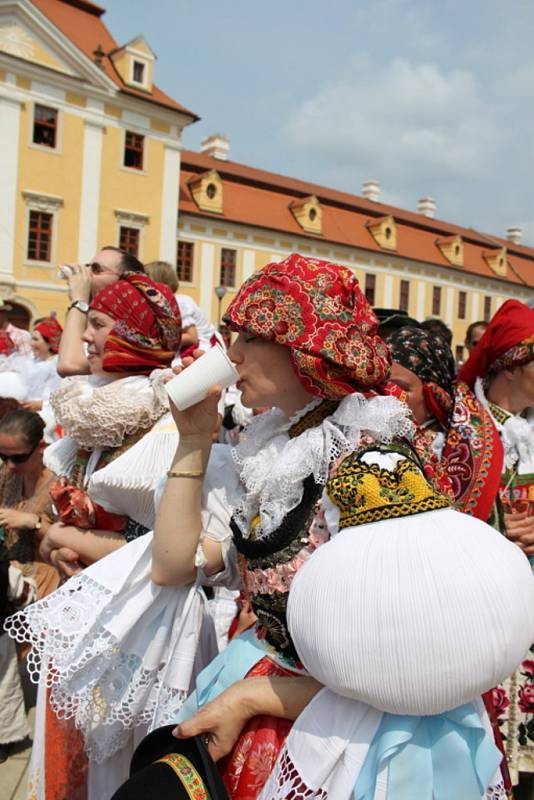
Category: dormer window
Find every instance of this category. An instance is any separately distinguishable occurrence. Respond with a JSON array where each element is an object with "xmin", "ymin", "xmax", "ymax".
[
  {"xmin": 188, "ymin": 170, "xmax": 224, "ymax": 214},
  {"xmin": 132, "ymin": 60, "xmax": 145, "ymax": 85},
  {"xmin": 289, "ymin": 195, "xmax": 322, "ymax": 235},
  {"xmin": 366, "ymin": 215, "xmax": 397, "ymax": 251}
]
